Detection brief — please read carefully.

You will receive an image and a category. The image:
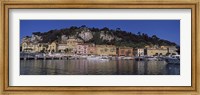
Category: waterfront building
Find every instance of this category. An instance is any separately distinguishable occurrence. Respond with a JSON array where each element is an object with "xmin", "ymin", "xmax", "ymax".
[
  {"xmin": 96, "ymin": 45, "xmax": 117, "ymax": 56},
  {"xmin": 144, "ymin": 45, "xmax": 178, "ymax": 56},
  {"xmin": 144, "ymin": 45, "xmax": 168, "ymax": 56},
  {"xmin": 66, "ymin": 37, "xmax": 83, "ymax": 47},
  {"xmin": 144, "ymin": 47, "xmax": 168, "ymax": 56},
  {"xmin": 66, "ymin": 37, "xmax": 84, "ymax": 53},
  {"xmin": 57, "ymin": 36, "xmax": 84, "ymax": 53},
  {"xmin": 57, "ymin": 43, "xmax": 68, "ymax": 53},
  {"xmin": 21, "ymin": 42, "xmax": 37, "ymax": 52},
  {"xmin": 117, "ymin": 47, "xmax": 134, "ymax": 57},
  {"xmin": 47, "ymin": 41, "xmax": 57, "ymax": 53},
  {"xmin": 159, "ymin": 46, "xmax": 178, "ymax": 55},
  {"xmin": 21, "ymin": 42, "xmax": 49, "ymax": 53},
  {"xmin": 76, "ymin": 44, "xmax": 89, "ymax": 55},
  {"xmin": 136, "ymin": 48, "xmax": 144, "ymax": 56},
  {"xmin": 167, "ymin": 46, "xmax": 178, "ymax": 55},
  {"xmin": 35, "ymin": 43, "xmax": 49, "ymax": 53},
  {"xmin": 87, "ymin": 44, "xmax": 97, "ymax": 55}
]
